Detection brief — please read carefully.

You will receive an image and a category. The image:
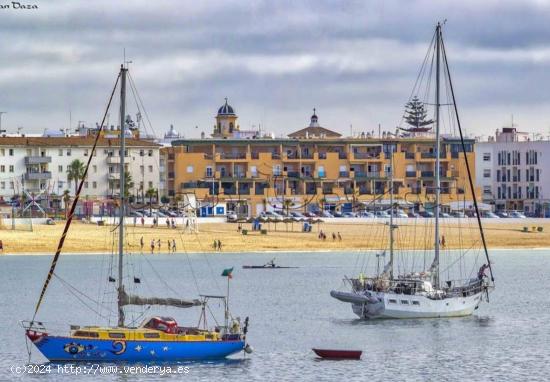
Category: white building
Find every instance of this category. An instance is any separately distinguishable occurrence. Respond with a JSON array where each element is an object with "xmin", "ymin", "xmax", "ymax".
[
  {"xmin": 475, "ymin": 127, "xmax": 549, "ymax": 216},
  {"xmin": 0, "ymin": 136, "xmax": 161, "ymax": 203}
]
